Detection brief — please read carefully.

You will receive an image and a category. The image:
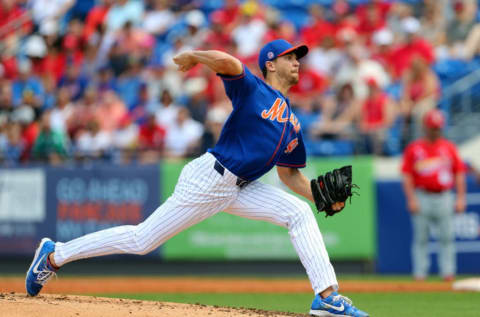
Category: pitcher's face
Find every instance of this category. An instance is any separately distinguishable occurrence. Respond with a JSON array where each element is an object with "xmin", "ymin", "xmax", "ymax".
[{"xmin": 272, "ymin": 53, "xmax": 300, "ymax": 85}]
